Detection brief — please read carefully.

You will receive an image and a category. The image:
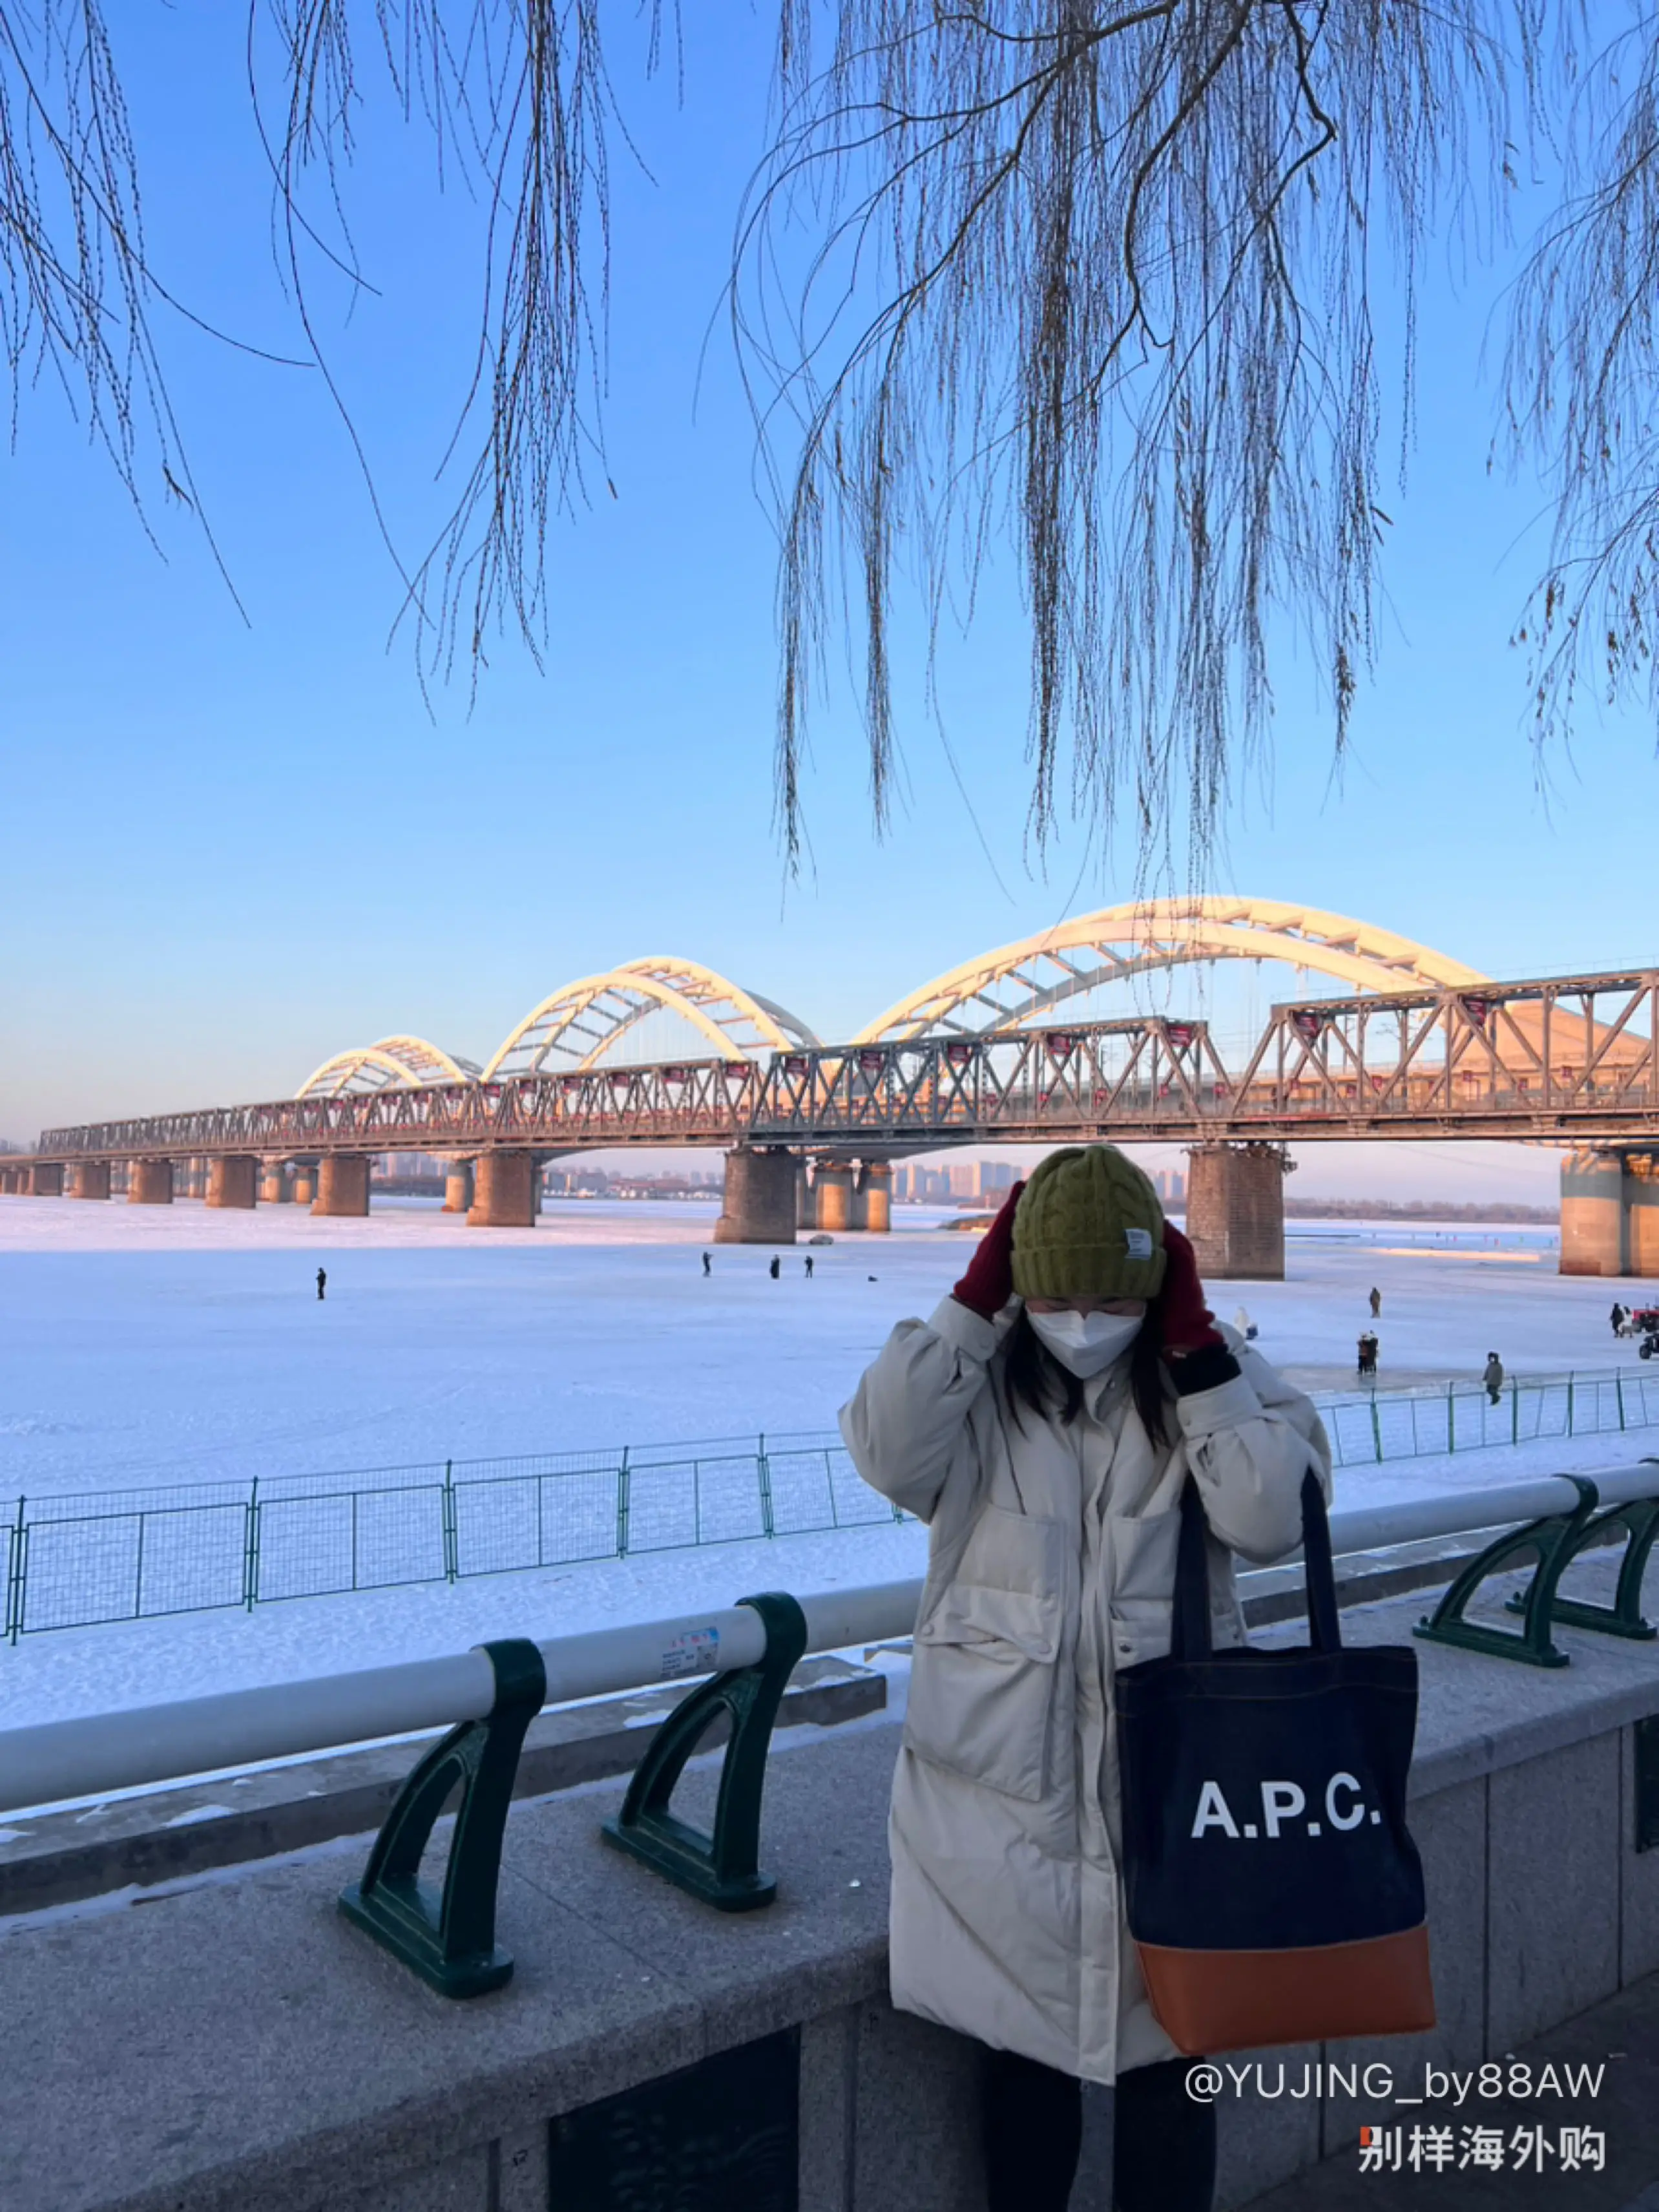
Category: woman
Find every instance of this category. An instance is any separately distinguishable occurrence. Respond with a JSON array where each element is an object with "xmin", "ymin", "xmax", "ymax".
[{"xmin": 840, "ymin": 1145, "xmax": 1331, "ymax": 2212}]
